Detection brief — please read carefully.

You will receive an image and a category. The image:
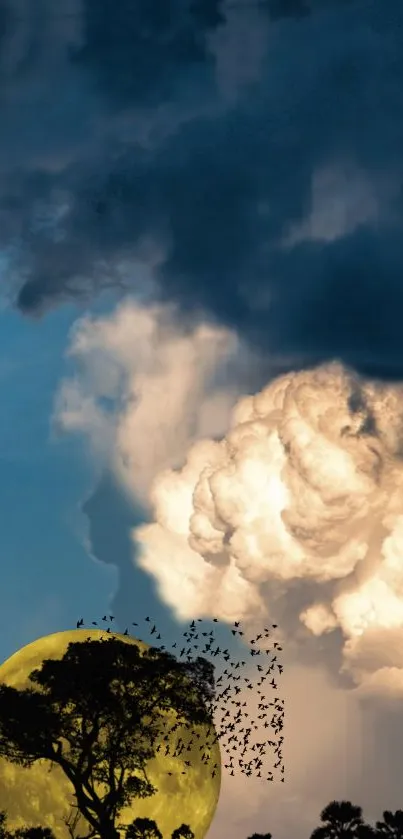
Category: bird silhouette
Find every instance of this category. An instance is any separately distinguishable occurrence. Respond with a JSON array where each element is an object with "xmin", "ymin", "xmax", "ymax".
[
  {"xmin": 76, "ymin": 619, "xmax": 84, "ymax": 628},
  {"xmin": 110, "ymin": 612, "xmax": 286, "ymax": 782}
]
